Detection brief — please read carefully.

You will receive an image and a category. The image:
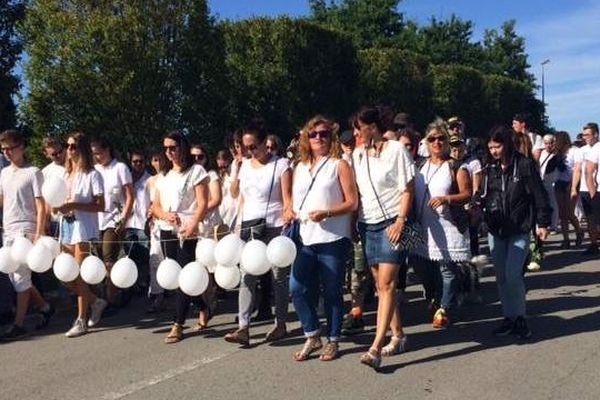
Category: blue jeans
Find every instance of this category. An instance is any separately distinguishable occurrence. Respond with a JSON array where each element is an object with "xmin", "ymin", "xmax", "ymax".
[
  {"xmin": 290, "ymin": 238, "xmax": 350, "ymax": 342},
  {"xmin": 413, "ymin": 256, "xmax": 458, "ymax": 310},
  {"xmin": 488, "ymin": 233, "xmax": 529, "ymax": 319}
]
